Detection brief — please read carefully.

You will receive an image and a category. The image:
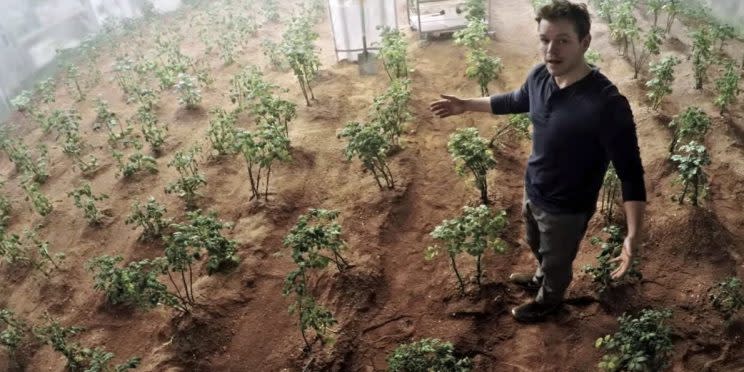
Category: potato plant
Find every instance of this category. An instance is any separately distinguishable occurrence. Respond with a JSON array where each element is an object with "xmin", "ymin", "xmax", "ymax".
[
  {"xmin": 41, "ymin": 108, "xmax": 84, "ymax": 158},
  {"xmin": 339, "ymin": 121, "xmax": 395, "ymax": 190},
  {"xmin": 691, "ymin": 27, "xmax": 713, "ymax": 90},
  {"xmin": 46, "ymin": 109, "xmax": 85, "ymax": 159},
  {"xmin": 582, "ymin": 225, "xmax": 641, "ymax": 293},
  {"xmin": 63, "ymin": 64, "xmax": 86, "ymax": 102},
  {"xmin": 94, "ymin": 97, "xmax": 117, "ymax": 131},
  {"xmin": 284, "ymin": 209, "xmax": 350, "ymax": 273},
  {"xmin": 165, "ymin": 147, "xmax": 206, "ymax": 209},
  {"xmin": 668, "ymin": 106, "xmax": 710, "ymax": 157},
  {"xmin": 462, "ymin": 0, "xmax": 486, "ymax": 21},
  {"xmin": 646, "ymin": 0, "xmax": 666, "ymax": 27},
  {"xmin": 671, "ymin": 141, "xmax": 710, "ymax": 206},
  {"xmin": 709, "ymin": 22, "xmax": 735, "ymax": 51},
  {"xmin": 713, "ymin": 60, "xmax": 741, "ymax": 115},
  {"xmin": 229, "ymin": 65, "xmax": 277, "ymax": 111},
  {"xmin": 453, "ymin": 19, "xmax": 488, "ymax": 49},
  {"xmin": 87, "ymin": 255, "xmax": 180, "ymax": 311},
  {"xmin": 37, "ymin": 110, "xmax": 59, "ymax": 133},
  {"xmin": 113, "ymin": 55, "xmax": 140, "ymax": 99},
  {"xmin": 282, "ymin": 273, "xmax": 337, "ymax": 349},
  {"xmin": 595, "ymin": 309, "xmax": 673, "ymax": 372},
  {"xmin": 646, "ymin": 56, "xmax": 680, "ymax": 110},
  {"xmin": 154, "ymin": 36, "xmax": 191, "ymax": 90},
  {"xmin": 709, "ymin": 277, "xmax": 744, "ymax": 322},
  {"xmin": 663, "ymin": 0, "xmax": 679, "ymax": 34},
  {"xmin": 135, "ymin": 106, "xmax": 167, "ymax": 154},
  {"xmin": 10, "ymin": 90, "xmax": 33, "ymax": 112},
  {"xmin": 678, "ymin": 2, "xmax": 715, "ymax": 26},
  {"xmin": 261, "ymin": 39, "xmax": 288, "ymax": 71},
  {"xmin": 426, "ymin": 205, "xmax": 508, "ymax": 295},
  {"xmin": 190, "ymin": 59, "xmax": 214, "ymax": 89},
  {"xmin": 78, "ymin": 37, "xmax": 102, "ymax": 82},
  {"xmin": 96, "ymin": 99, "xmax": 140, "ymax": 150},
  {"xmin": 162, "ymin": 240, "xmax": 198, "ymax": 310},
  {"xmin": 387, "ymin": 338, "xmax": 472, "ymax": 372},
  {"xmin": 0, "ymin": 308, "xmax": 33, "ymax": 364},
  {"xmin": 304, "ymin": 0, "xmax": 326, "ymax": 20},
  {"xmin": 155, "ymin": 61, "xmax": 182, "ymax": 91},
  {"xmin": 447, "ymin": 128, "xmax": 496, "ymax": 205},
  {"xmin": 34, "ymin": 316, "xmax": 141, "ymax": 371},
  {"xmin": 0, "ymin": 184, "xmax": 10, "ymax": 228},
  {"xmin": 158, "ymin": 211, "xmax": 238, "ymax": 310},
  {"xmin": 283, "ymin": 209, "xmax": 348, "ymax": 348},
  {"xmin": 369, "ymin": 78, "xmax": 411, "ymax": 146},
  {"xmin": 23, "ymin": 228, "xmax": 65, "ymax": 276},
  {"xmin": 0, "ymin": 232, "xmax": 28, "ymax": 266},
  {"xmin": 21, "ymin": 181, "xmax": 53, "ymax": 217},
  {"xmin": 630, "ymin": 26, "xmax": 662, "ymax": 79},
  {"xmin": 125, "ymin": 197, "xmax": 170, "ymax": 240},
  {"xmin": 281, "ymin": 15, "xmax": 320, "ymax": 106},
  {"xmin": 0, "ymin": 141, "xmax": 49, "ymax": 184},
  {"xmin": 175, "ymin": 73, "xmax": 202, "ymax": 109},
  {"xmin": 585, "ymin": 48, "xmax": 602, "ymax": 65},
  {"xmin": 207, "ymin": 108, "xmax": 238, "ymax": 156},
  {"xmin": 112, "ymin": 151, "xmax": 158, "ymax": 178},
  {"xmin": 35, "ymin": 78, "xmax": 56, "ymax": 104},
  {"xmin": 609, "ymin": 2, "xmax": 638, "ymax": 57},
  {"xmin": 235, "ymin": 125, "xmax": 291, "ymax": 201},
  {"xmin": 72, "ymin": 154, "xmax": 100, "ymax": 176},
  {"xmin": 600, "ymin": 165, "xmax": 619, "ymax": 222},
  {"xmin": 465, "ymin": 48, "xmax": 503, "ymax": 96},
  {"xmin": 67, "ymin": 183, "xmax": 108, "ymax": 226},
  {"xmin": 254, "ymin": 96, "xmax": 296, "ymax": 138},
  {"xmin": 592, "ymin": 0, "xmax": 615, "ymax": 24},
  {"xmin": 377, "ymin": 26, "xmax": 408, "ymax": 81},
  {"xmin": 488, "ymin": 113, "xmax": 531, "ymax": 148},
  {"xmin": 262, "ymin": 0, "xmax": 280, "ymax": 22},
  {"xmin": 169, "ymin": 210, "xmax": 239, "ymax": 275},
  {"xmin": 229, "ymin": 14, "xmax": 260, "ymax": 44},
  {"xmin": 61, "ymin": 124, "xmax": 84, "ymax": 159},
  {"xmin": 217, "ymin": 32, "xmax": 239, "ymax": 65}
]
